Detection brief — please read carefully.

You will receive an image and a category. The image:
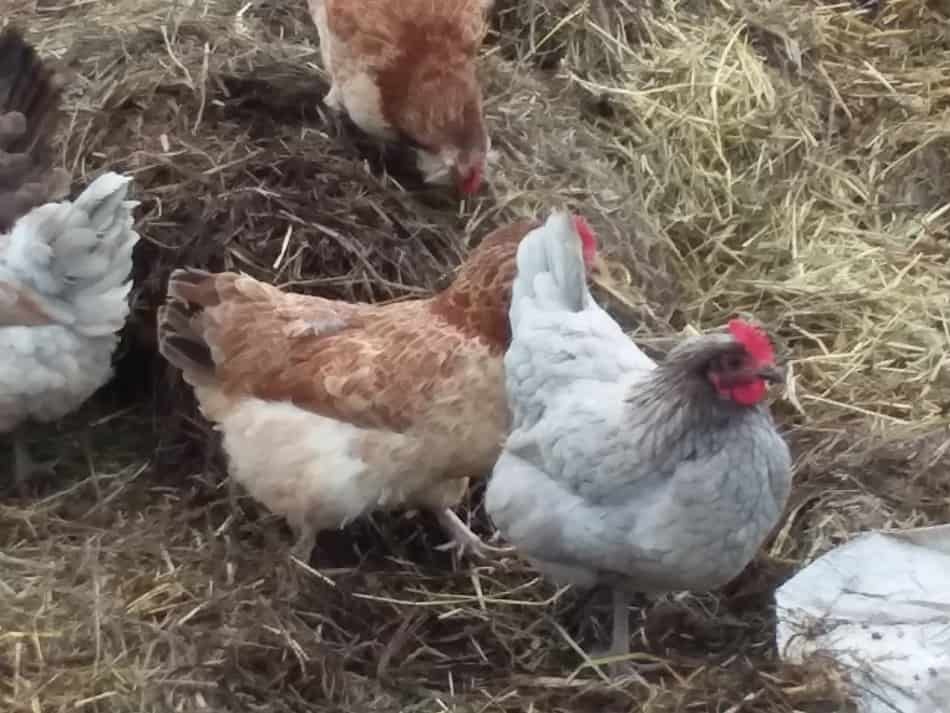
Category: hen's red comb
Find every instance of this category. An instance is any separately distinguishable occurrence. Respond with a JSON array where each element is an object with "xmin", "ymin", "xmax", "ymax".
[
  {"xmin": 572, "ymin": 214, "xmax": 597, "ymax": 264},
  {"xmin": 728, "ymin": 319, "xmax": 774, "ymax": 363},
  {"xmin": 460, "ymin": 164, "xmax": 483, "ymax": 195}
]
